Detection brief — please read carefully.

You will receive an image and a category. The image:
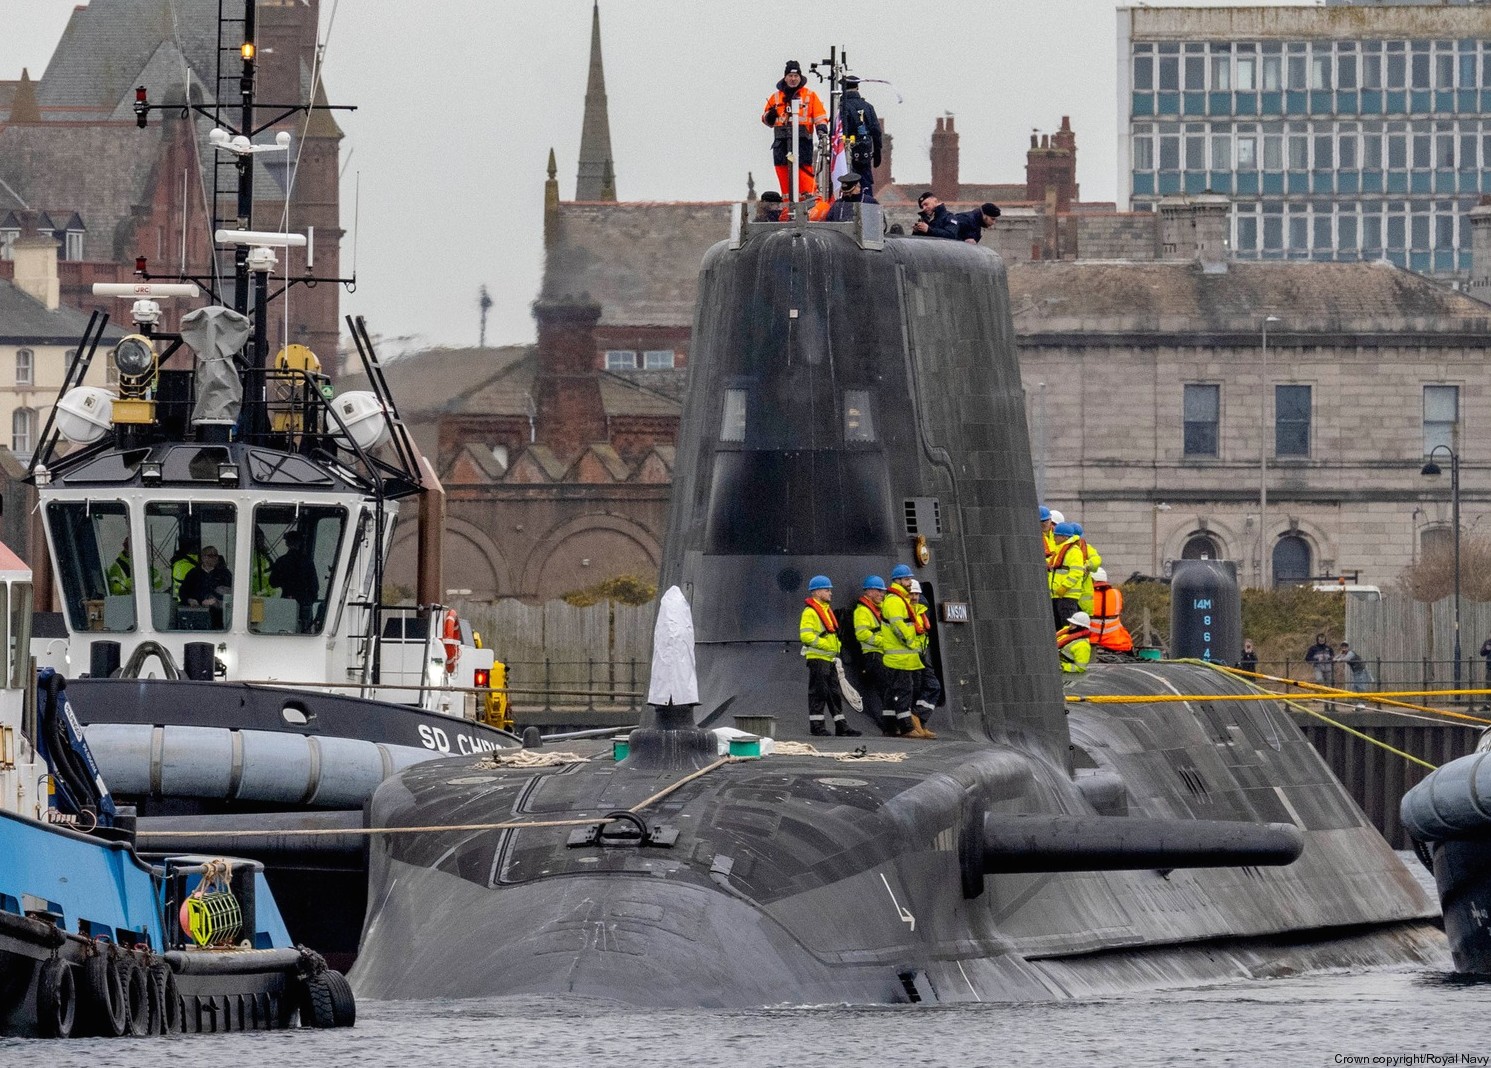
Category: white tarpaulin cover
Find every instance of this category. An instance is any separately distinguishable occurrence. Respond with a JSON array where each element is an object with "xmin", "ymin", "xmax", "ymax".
[
  {"xmin": 181, "ymin": 305, "xmax": 250, "ymax": 426},
  {"xmin": 646, "ymin": 585, "xmax": 699, "ymax": 706}
]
